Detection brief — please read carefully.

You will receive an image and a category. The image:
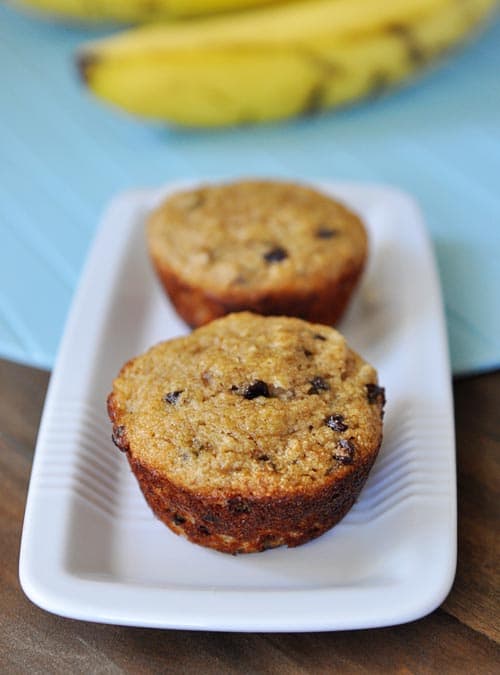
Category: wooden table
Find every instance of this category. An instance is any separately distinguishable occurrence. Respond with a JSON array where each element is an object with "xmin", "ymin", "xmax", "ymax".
[{"xmin": 1, "ymin": 357, "xmax": 498, "ymax": 673}]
